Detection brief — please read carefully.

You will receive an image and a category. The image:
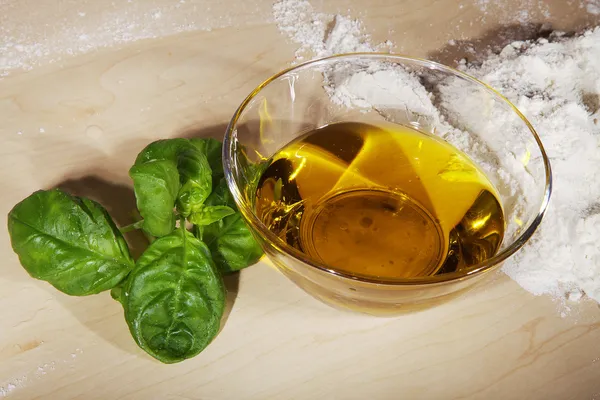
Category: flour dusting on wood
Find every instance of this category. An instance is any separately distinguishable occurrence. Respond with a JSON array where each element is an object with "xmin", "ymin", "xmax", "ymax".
[
  {"xmin": 0, "ymin": 0, "xmax": 268, "ymax": 77},
  {"xmin": 272, "ymin": 0, "xmax": 392, "ymax": 61}
]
